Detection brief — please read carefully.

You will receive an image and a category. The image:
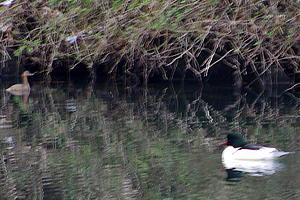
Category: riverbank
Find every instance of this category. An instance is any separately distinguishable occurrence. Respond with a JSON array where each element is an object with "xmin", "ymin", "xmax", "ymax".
[{"xmin": 1, "ymin": 0, "xmax": 300, "ymax": 87}]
